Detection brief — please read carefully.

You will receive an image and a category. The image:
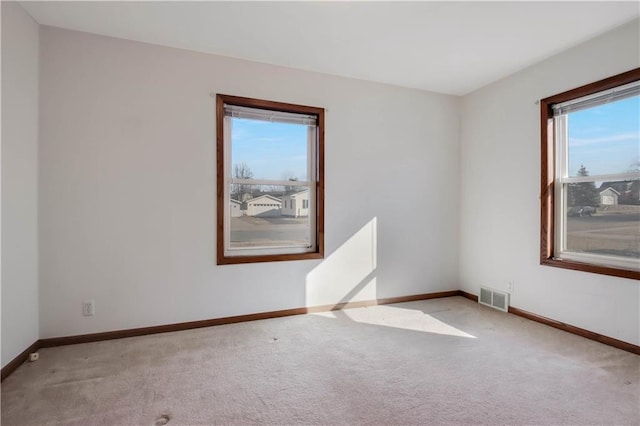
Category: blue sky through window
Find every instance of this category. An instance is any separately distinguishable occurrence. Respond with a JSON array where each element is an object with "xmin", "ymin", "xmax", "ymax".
[
  {"xmin": 568, "ymin": 95, "xmax": 640, "ymax": 177},
  {"xmin": 231, "ymin": 118, "xmax": 308, "ymax": 181}
]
